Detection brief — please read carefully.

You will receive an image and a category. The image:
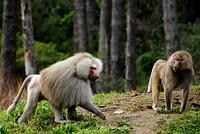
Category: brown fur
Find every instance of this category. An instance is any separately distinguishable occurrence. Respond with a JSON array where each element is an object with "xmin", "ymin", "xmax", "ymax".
[{"xmin": 147, "ymin": 50, "xmax": 194, "ymax": 113}]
